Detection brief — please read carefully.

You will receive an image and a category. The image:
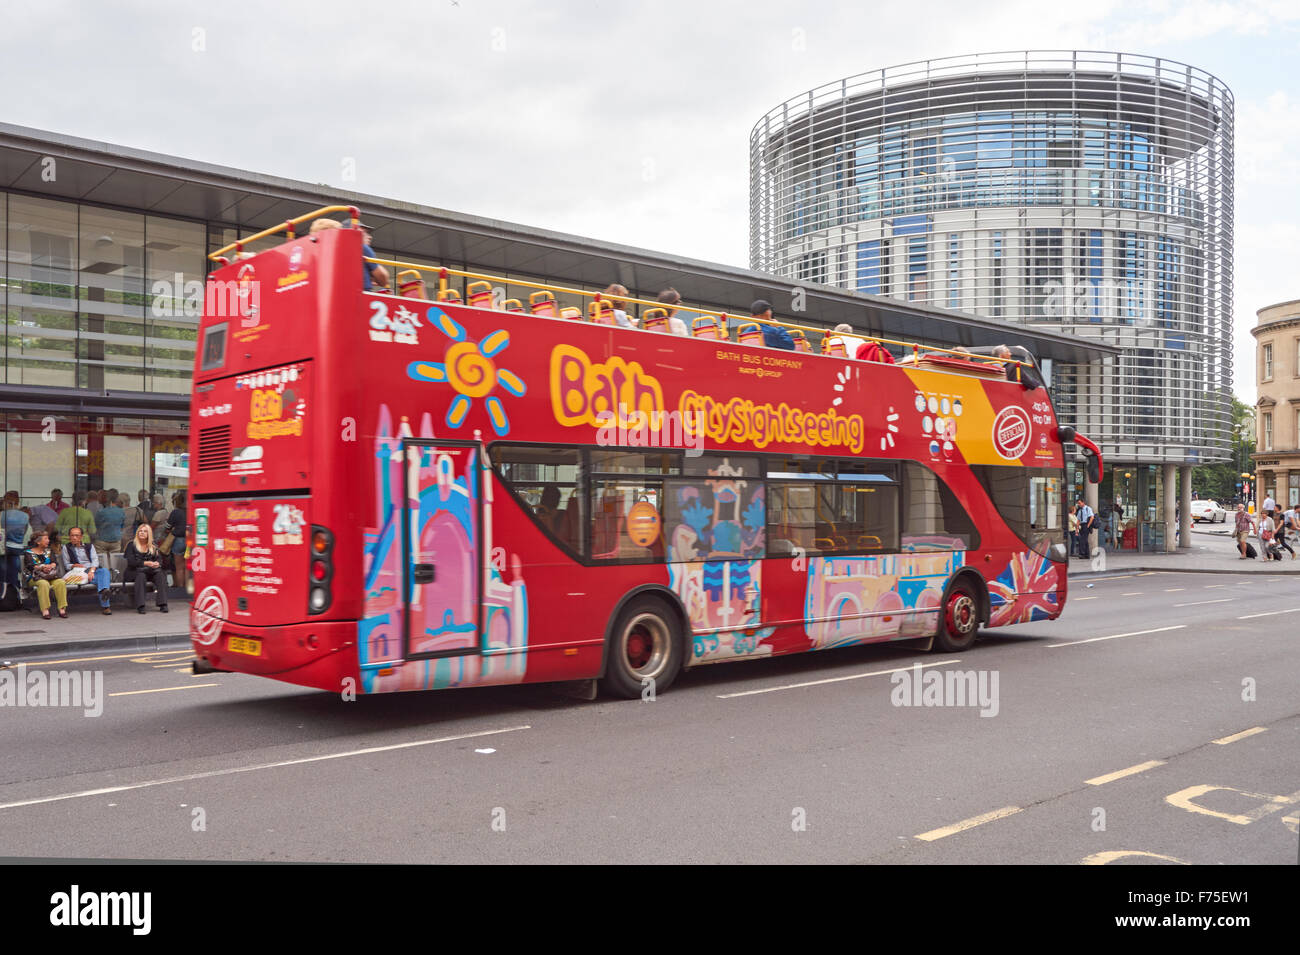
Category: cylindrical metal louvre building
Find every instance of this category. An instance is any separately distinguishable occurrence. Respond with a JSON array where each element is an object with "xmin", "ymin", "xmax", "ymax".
[{"xmin": 750, "ymin": 51, "xmax": 1233, "ymax": 531}]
